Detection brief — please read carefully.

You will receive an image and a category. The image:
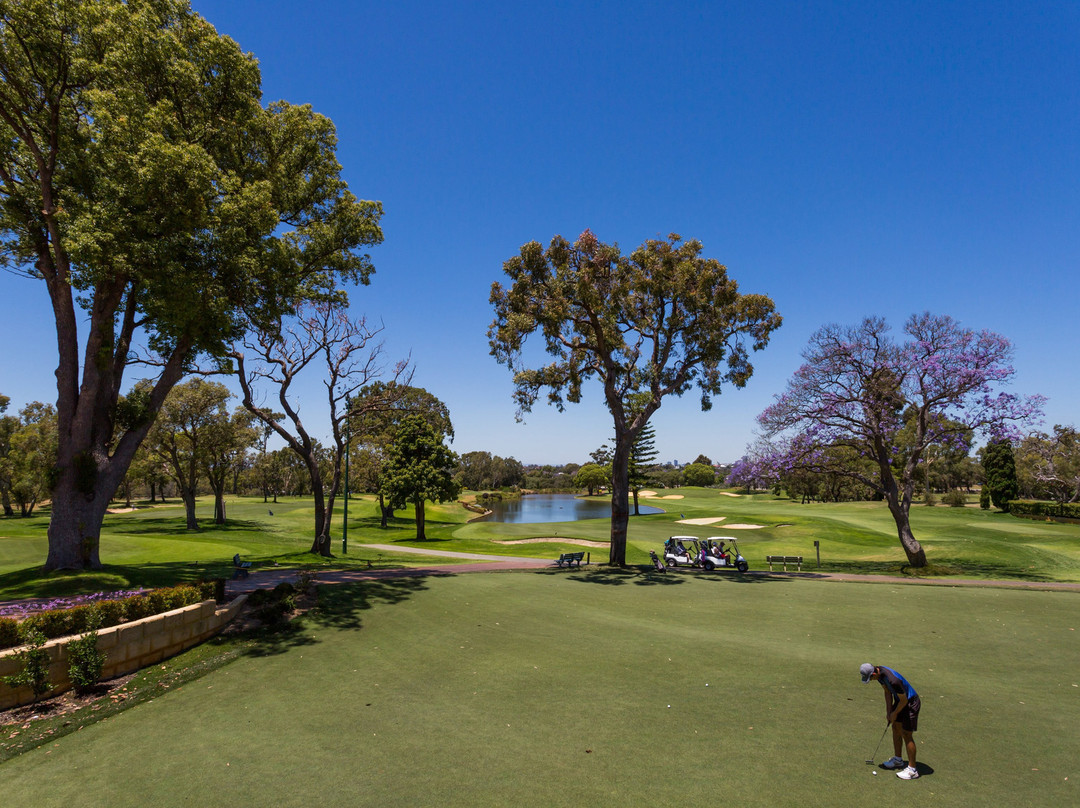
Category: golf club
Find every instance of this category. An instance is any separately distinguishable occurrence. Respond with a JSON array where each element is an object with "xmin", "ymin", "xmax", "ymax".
[{"xmin": 865, "ymin": 724, "xmax": 890, "ymax": 765}]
